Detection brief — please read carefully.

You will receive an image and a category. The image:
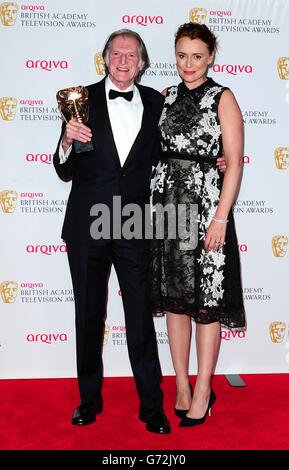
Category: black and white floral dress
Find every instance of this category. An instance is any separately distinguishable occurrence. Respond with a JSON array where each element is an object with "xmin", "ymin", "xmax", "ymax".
[{"xmin": 151, "ymin": 77, "xmax": 245, "ymax": 328}]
